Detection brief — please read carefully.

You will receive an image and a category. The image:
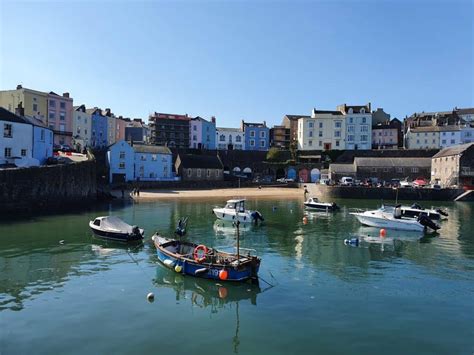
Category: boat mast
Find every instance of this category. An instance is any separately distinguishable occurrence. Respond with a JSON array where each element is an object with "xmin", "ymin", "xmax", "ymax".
[{"xmin": 236, "ymin": 220, "xmax": 240, "ymax": 264}]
